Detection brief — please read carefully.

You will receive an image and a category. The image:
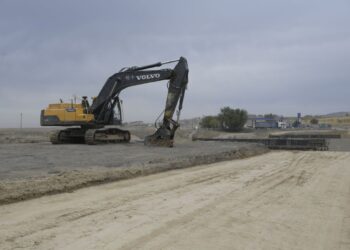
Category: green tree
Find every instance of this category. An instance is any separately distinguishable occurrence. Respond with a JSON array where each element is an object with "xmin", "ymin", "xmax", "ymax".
[{"xmin": 218, "ymin": 107, "xmax": 248, "ymax": 132}]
